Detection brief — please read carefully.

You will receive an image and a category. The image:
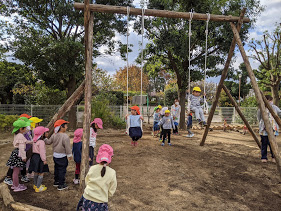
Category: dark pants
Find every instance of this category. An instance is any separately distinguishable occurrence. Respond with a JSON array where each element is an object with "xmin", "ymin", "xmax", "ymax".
[
  {"xmin": 160, "ymin": 125, "xmax": 164, "ymax": 139},
  {"xmin": 53, "ymin": 156, "xmax": 68, "ymax": 185},
  {"xmin": 261, "ymin": 135, "xmax": 274, "ymax": 160},
  {"xmin": 163, "ymin": 129, "xmax": 171, "ymax": 143},
  {"xmin": 173, "ymin": 125, "xmax": 178, "ymax": 134},
  {"xmin": 89, "ymin": 146, "xmax": 94, "ymax": 166}
]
